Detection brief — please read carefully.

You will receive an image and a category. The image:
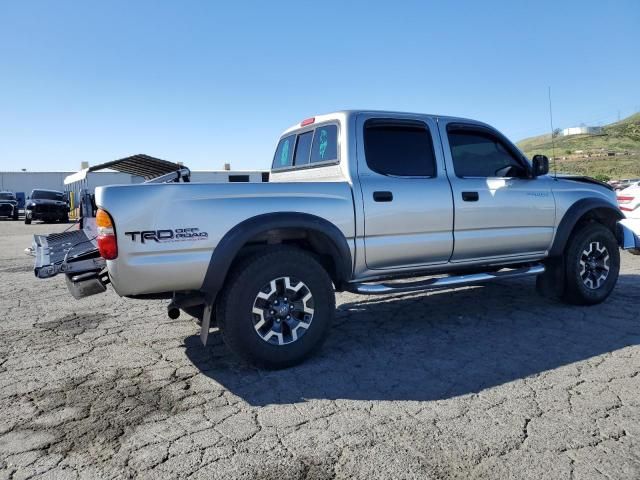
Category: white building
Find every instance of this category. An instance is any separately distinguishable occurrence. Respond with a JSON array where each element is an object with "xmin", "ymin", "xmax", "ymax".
[
  {"xmin": 561, "ymin": 126, "xmax": 604, "ymax": 137},
  {"xmin": 0, "ymin": 169, "xmax": 267, "ymax": 197}
]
